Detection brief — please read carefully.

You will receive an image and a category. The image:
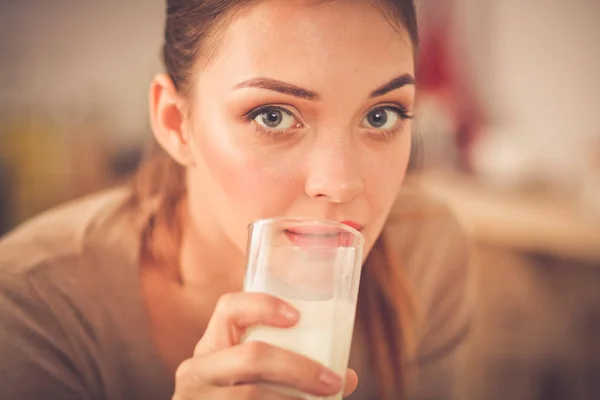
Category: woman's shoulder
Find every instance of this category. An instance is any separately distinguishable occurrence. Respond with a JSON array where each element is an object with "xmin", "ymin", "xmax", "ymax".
[
  {"xmin": 386, "ymin": 181, "xmax": 464, "ymax": 229},
  {"xmin": 0, "ymin": 189, "xmax": 132, "ymax": 398},
  {"xmin": 0, "ymin": 187, "xmax": 133, "ymax": 276},
  {"xmin": 0, "ymin": 187, "xmax": 163, "ymax": 399},
  {"xmin": 384, "ymin": 181, "xmax": 475, "ymax": 366},
  {"xmin": 383, "ymin": 182, "xmax": 470, "ymax": 274}
]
